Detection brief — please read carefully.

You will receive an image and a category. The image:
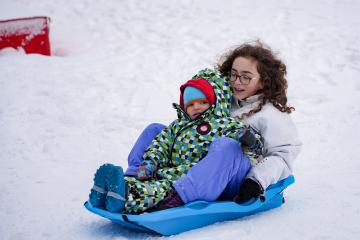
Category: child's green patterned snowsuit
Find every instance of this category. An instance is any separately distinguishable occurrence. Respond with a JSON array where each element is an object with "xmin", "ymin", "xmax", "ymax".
[{"xmin": 124, "ymin": 68, "xmax": 264, "ymax": 213}]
